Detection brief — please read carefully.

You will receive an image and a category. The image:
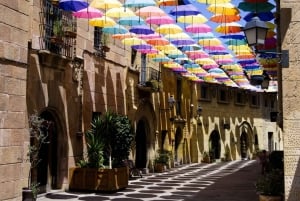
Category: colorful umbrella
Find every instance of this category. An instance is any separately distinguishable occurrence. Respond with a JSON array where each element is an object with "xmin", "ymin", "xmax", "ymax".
[
  {"xmin": 156, "ymin": 24, "xmax": 183, "ymax": 35},
  {"xmin": 136, "ymin": 6, "xmax": 167, "ymax": 17},
  {"xmin": 210, "ymin": 14, "xmax": 241, "ymax": 23},
  {"xmin": 59, "ymin": 0, "xmax": 89, "ymax": 12},
  {"xmin": 146, "ymin": 15, "xmax": 175, "ymax": 25},
  {"xmin": 73, "ymin": 7, "xmax": 103, "ymax": 18},
  {"xmin": 165, "ymin": 32, "xmax": 191, "ymax": 40},
  {"xmin": 122, "ymin": 37, "xmax": 146, "ymax": 45},
  {"xmin": 155, "ymin": 44, "xmax": 178, "ymax": 52},
  {"xmin": 192, "ymin": 32, "xmax": 215, "ymax": 40},
  {"xmin": 112, "ymin": 32, "xmax": 136, "ymax": 40},
  {"xmin": 90, "ymin": 0, "xmax": 122, "ymax": 10},
  {"xmin": 89, "ymin": 16, "xmax": 116, "ymax": 27},
  {"xmin": 224, "ymin": 39, "xmax": 247, "ymax": 46},
  {"xmin": 102, "ymin": 25, "xmax": 128, "ymax": 34},
  {"xmin": 177, "ymin": 14, "xmax": 208, "ymax": 24},
  {"xmin": 138, "ymin": 33, "xmax": 161, "ymax": 39},
  {"xmin": 197, "ymin": 0, "xmax": 231, "ymax": 4},
  {"xmin": 147, "ymin": 37, "xmax": 170, "ymax": 46},
  {"xmin": 185, "ymin": 24, "xmax": 212, "ymax": 33},
  {"xmin": 219, "ymin": 34, "xmax": 245, "ymax": 39},
  {"xmin": 207, "ymin": 3, "xmax": 240, "ymax": 15},
  {"xmin": 157, "ymin": 0, "xmax": 178, "ymax": 6},
  {"xmin": 124, "ymin": 0, "xmax": 156, "ymax": 8},
  {"xmin": 179, "ymin": 44, "xmax": 202, "ymax": 51},
  {"xmin": 244, "ymin": 11, "xmax": 275, "ymax": 22},
  {"xmin": 199, "ymin": 38, "xmax": 222, "ymax": 46},
  {"xmin": 203, "ymin": 45, "xmax": 226, "ymax": 51},
  {"xmin": 238, "ymin": 2, "xmax": 275, "ymax": 13},
  {"xmin": 117, "ymin": 16, "xmax": 145, "ymax": 26},
  {"xmin": 105, "ymin": 7, "xmax": 136, "ymax": 18},
  {"xmin": 171, "ymin": 38, "xmax": 196, "ymax": 46},
  {"xmin": 186, "ymin": 50, "xmax": 209, "ymax": 59},
  {"xmin": 129, "ymin": 25, "xmax": 154, "ymax": 35},
  {"xmin": 215, "ymin": 22, "xmax": 242, "ymax": 34},
  {"xmin": 169, "ymin": 4, "xmax": 201, "ymax": 16}
]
